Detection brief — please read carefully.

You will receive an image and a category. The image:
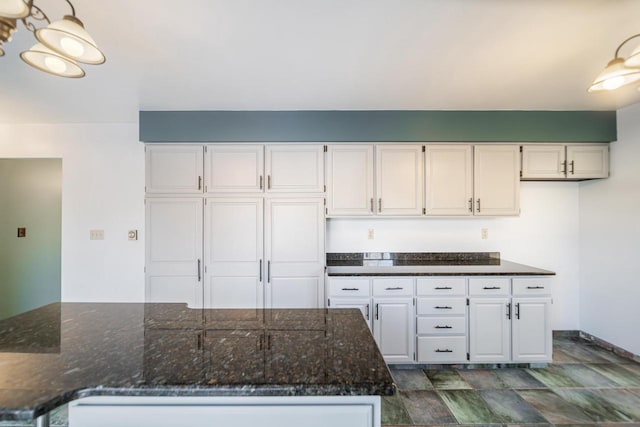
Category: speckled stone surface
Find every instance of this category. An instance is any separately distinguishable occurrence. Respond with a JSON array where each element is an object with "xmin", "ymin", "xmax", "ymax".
[{"xmin": 0, "ymin": 303, "xmax": 395, "ymax": 421}]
